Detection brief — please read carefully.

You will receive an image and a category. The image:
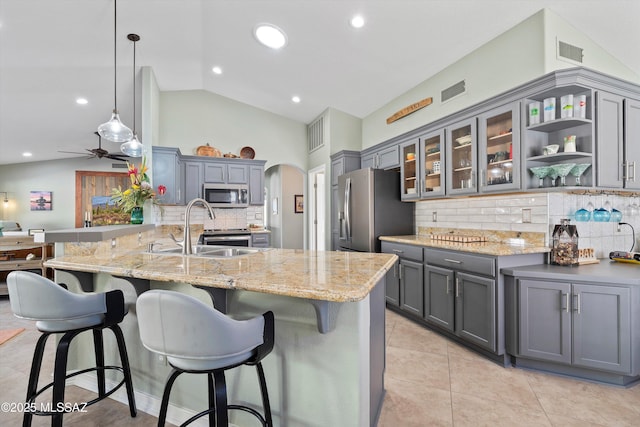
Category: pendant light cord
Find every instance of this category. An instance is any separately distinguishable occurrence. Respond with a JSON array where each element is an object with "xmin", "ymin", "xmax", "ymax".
[
  {"xmin": 132, "ymin": 36, "xmax": 136, "ymax": 132},
  {"xmin": 113, "ymin": 0, "xmax": 118, "ymax": 111}
]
